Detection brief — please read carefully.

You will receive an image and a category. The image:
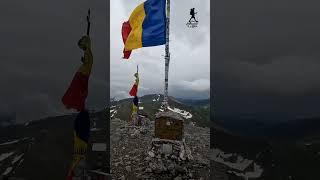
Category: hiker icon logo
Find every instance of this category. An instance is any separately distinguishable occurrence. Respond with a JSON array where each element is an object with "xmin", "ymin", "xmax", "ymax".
[{"xmin": 186, "ymin": 8, "xmax": 198, "ymax": 28}]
